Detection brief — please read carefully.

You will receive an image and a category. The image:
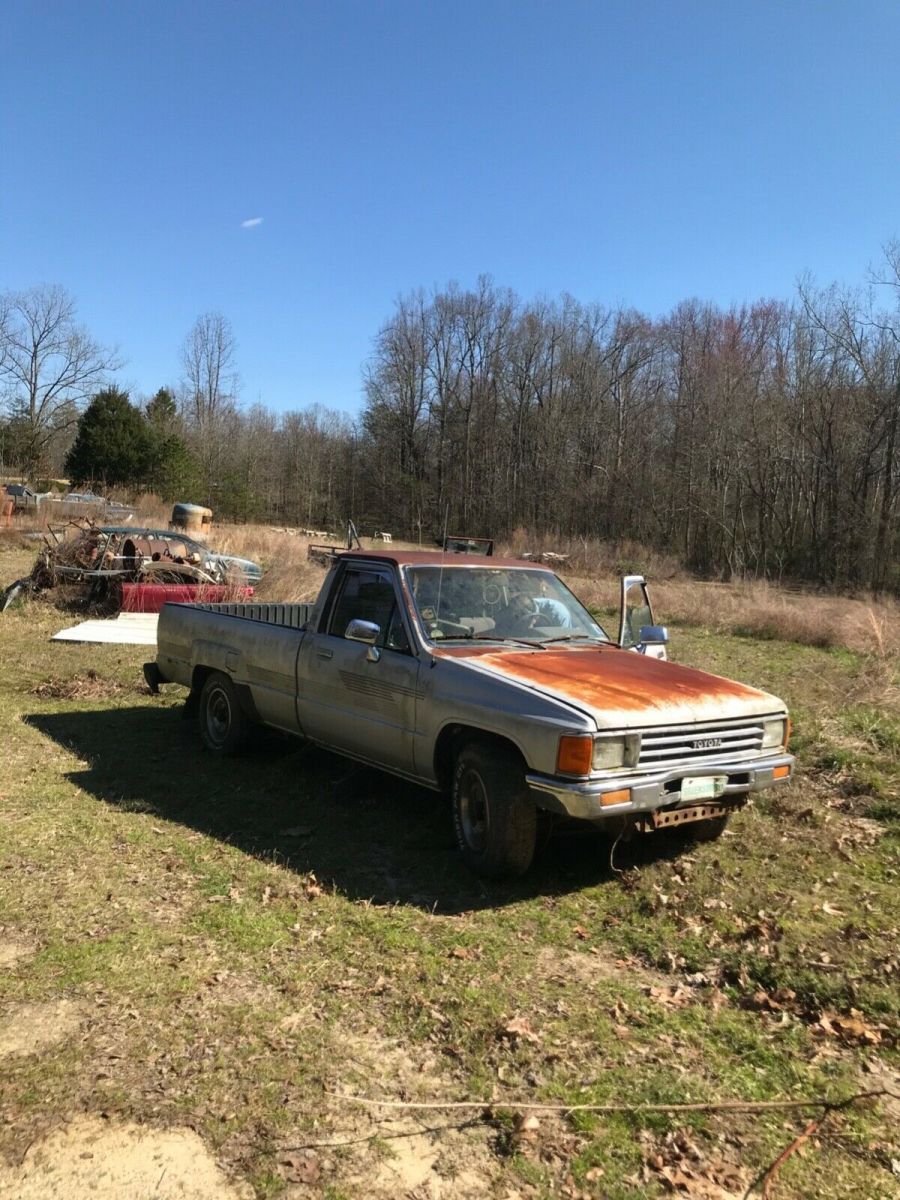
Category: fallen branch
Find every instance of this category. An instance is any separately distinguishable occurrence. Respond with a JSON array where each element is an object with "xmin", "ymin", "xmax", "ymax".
[
  {"xmin": 326, "ymin": 1086, "xmax": 896, "ymax": 1117},
  {"xmin": 278, "ymin": 1116, "xmax": 488, "ymax": 1153},
  {"xmin": 759, "ymin": 1113, "xmax": 826, "ymax": 1199}
]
